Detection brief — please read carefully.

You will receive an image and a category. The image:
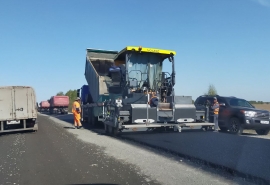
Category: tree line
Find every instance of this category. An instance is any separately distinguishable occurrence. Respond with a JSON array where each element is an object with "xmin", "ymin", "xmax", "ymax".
[
  {"xmin": 204, "ymin": 84, "xmax": 269, "ymax": 104},
  {"xmin": 249, "ymin": 101, "xmax": 269, "ymax": 104}
]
